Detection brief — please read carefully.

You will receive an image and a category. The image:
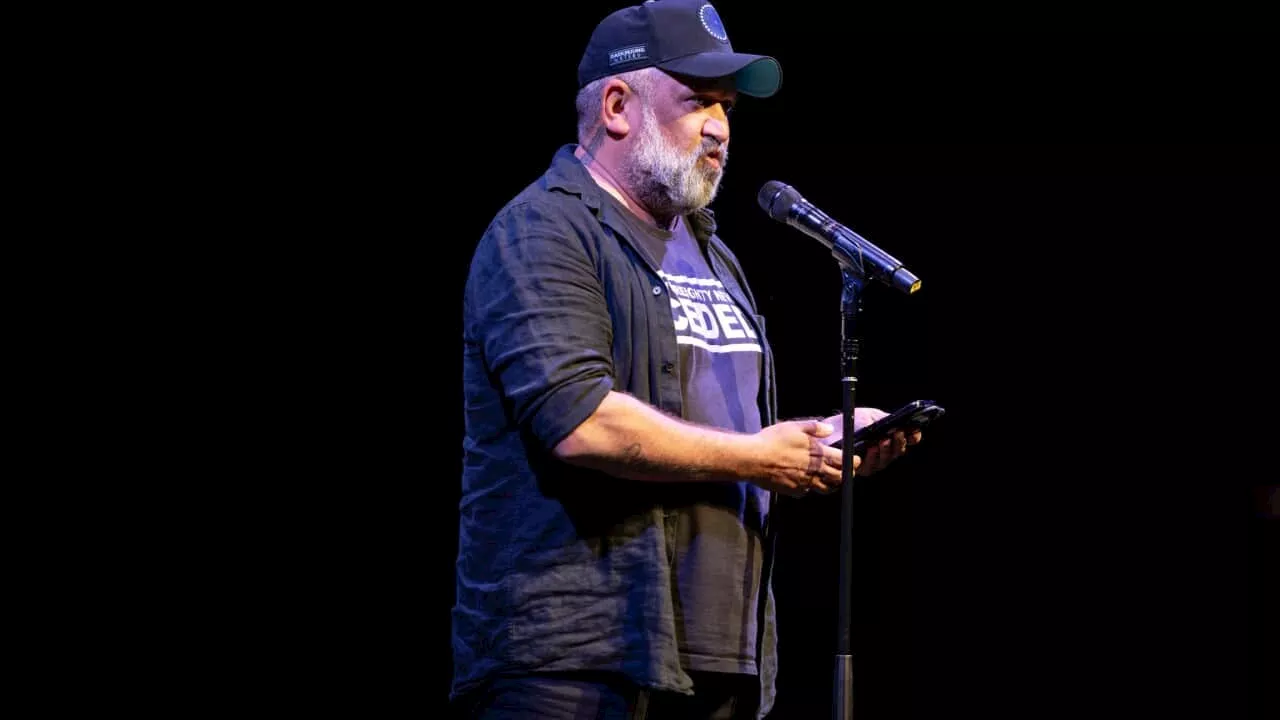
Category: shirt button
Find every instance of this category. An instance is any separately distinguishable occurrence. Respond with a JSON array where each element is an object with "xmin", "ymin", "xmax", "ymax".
[
  {"xmin": 653, "ymin": 285, "xmax": 663, "ymax": 295},
  {"xmin": 661, "ymin": 362, "xmax": 675, "ymax": 374}
]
